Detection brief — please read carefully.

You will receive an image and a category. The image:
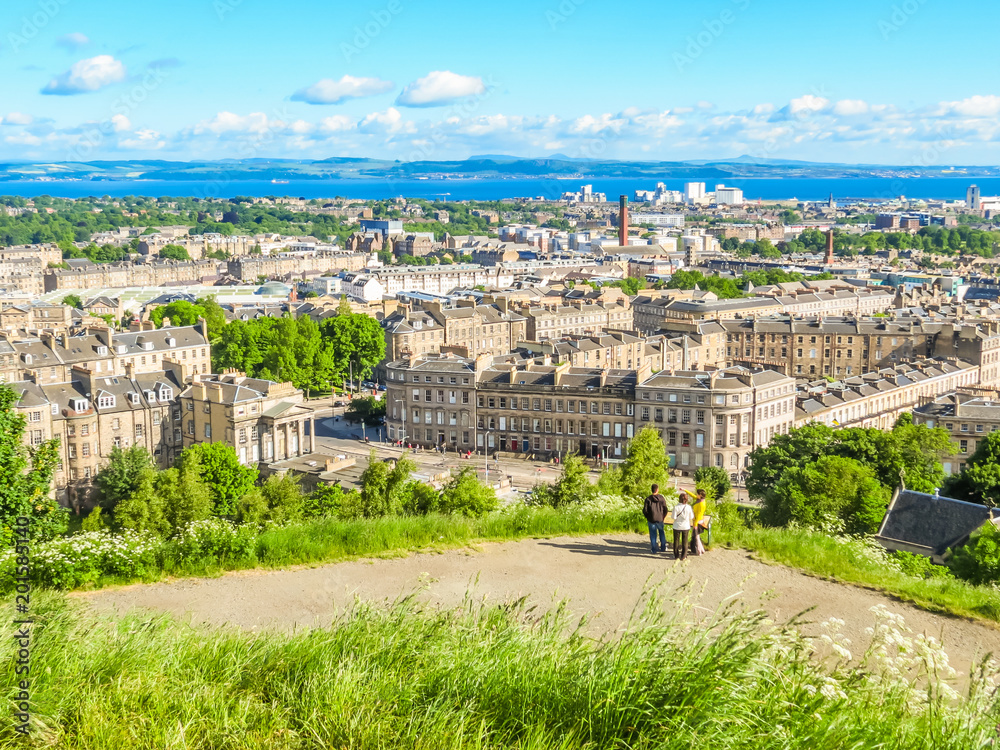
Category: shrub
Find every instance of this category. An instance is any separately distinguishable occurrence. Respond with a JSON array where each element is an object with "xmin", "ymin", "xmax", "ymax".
[
  {"xmin": 950, "ymin": 522, "xmax": 1000, "ymax": 585},
  {"xmin": 694, "ymin": 466, "xmax": 731, "ymax": 501},
  {"xmin": 439, "ymin": 469, "xmax": 498, "ymax": 518},
  {"xmin": 171, "ymin": 519, "xmax": 257, "ymax": 564},
  {"xmin": 892, "ymin": 550, "xmax": 952, "ymax": 580},
  {"xmin": 303, "ymin": 483, "xmax": 362, "ymax": 519},
  {"xmin": 0, "ymin": 531, "xmax": 161, "ymax": 589}
]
